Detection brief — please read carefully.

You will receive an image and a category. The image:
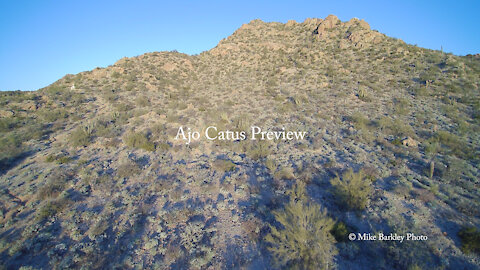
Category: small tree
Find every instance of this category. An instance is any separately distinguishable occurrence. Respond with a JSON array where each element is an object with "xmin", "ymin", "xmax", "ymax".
[
  {"xmin": 330, "ymin": 168, "xmax": 372, "ymax": 211},
  {"xmin": 458, "ymin": 226, "xmax": 480, "ymax": 254},
  {"xmin": 265, "ymin": 182, "xmax": 337, "ymax": 269}
]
